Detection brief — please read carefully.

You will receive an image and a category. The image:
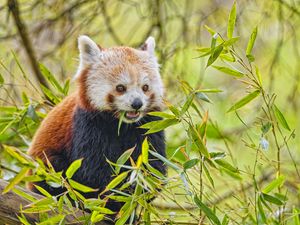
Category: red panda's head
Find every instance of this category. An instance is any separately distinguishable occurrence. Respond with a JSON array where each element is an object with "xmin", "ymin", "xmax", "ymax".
[{"xmin": 75, "ymin": 35, "xmax": 164, "ymax": 123}]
